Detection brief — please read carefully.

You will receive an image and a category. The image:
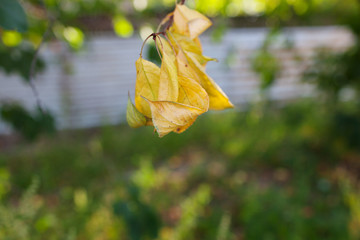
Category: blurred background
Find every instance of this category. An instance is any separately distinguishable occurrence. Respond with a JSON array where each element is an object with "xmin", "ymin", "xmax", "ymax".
[{"xmin": 1, "ymin": 0, "xmax": 360, "ymax": 239}]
